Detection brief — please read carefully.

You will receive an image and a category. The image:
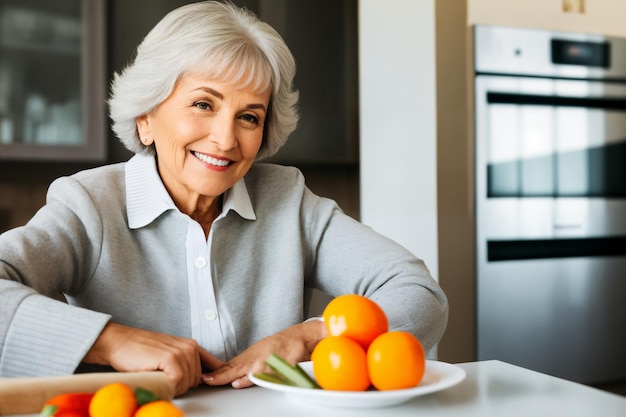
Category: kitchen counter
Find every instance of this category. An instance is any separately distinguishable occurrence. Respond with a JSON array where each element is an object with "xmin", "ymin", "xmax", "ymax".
[
  {"xmin": 7, "ymin": 360, "xmax": 626, "ymax": 416},
  {"xmin": 171, "ymin": 360, "xmax": 626, "ymax": 417}
]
